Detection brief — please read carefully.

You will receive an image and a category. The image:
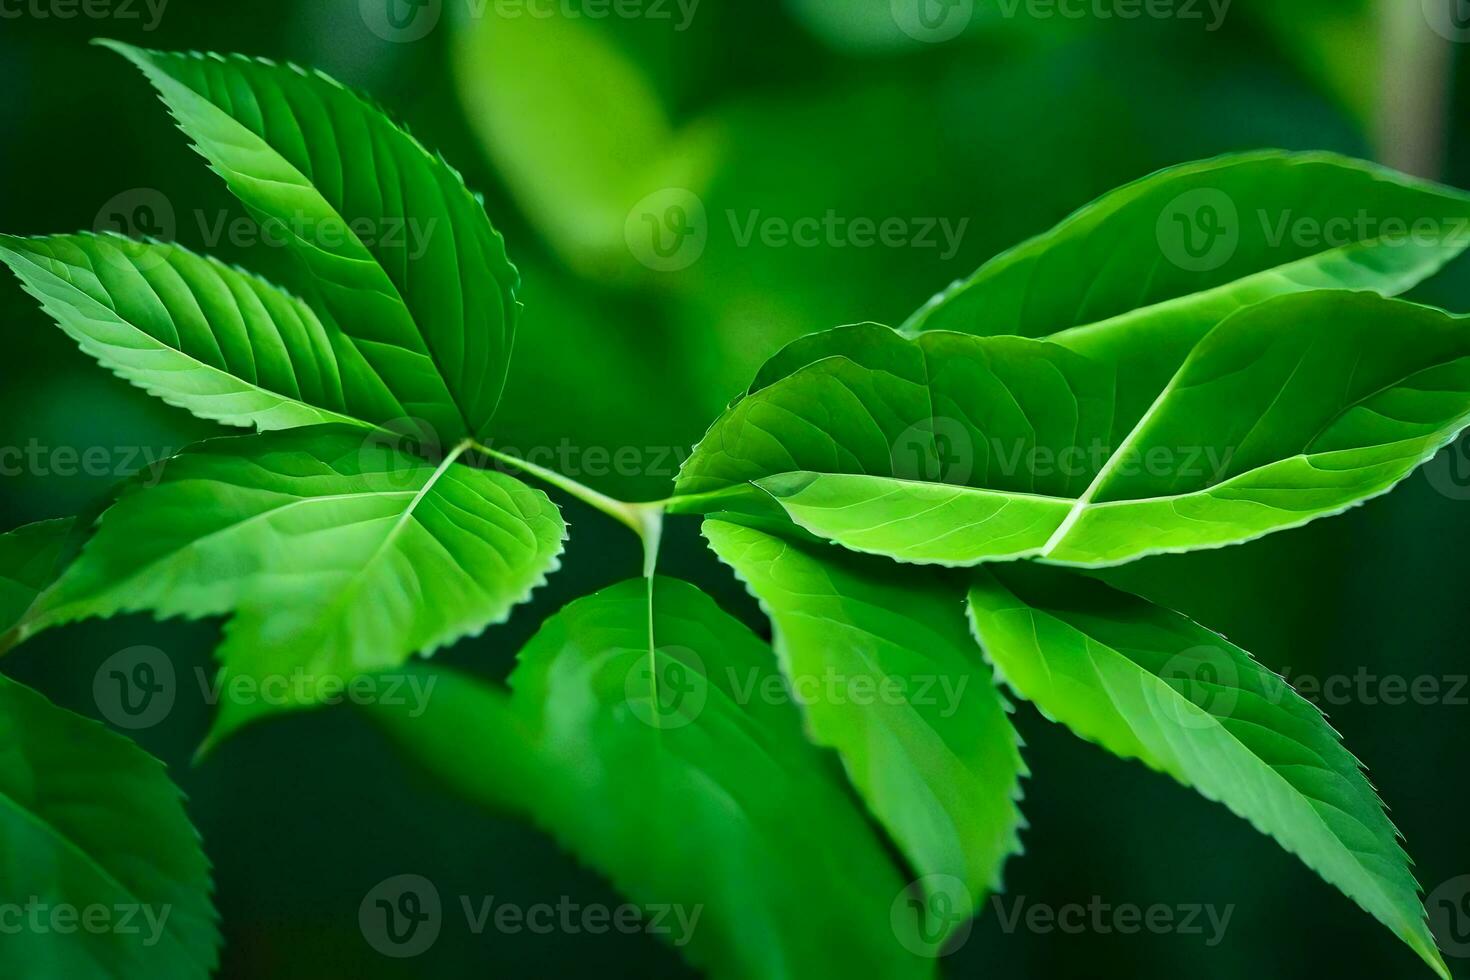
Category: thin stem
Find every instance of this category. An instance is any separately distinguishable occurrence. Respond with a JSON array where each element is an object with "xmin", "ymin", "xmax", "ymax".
[
  {"xmin": 641, "ymin": 505, "xmax": 665, "ymax": 725},
  {"xmin": 470, "ymin": 442, "xmax": 662, "ymax": 540},
  {"xmin": 472, "ymin": 442, "xmax": 671, "ymax": 723}
]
